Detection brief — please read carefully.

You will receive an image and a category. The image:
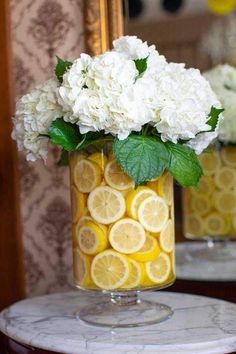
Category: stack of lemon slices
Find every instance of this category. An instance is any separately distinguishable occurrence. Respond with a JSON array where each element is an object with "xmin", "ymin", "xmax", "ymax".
[
  {"xmin": 183, "ymin": 146, "xmax": 236, "ymax": 239},
  {"xmin": 70, "ymin": 151, "xmax": 175, "ymax": 291}
]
